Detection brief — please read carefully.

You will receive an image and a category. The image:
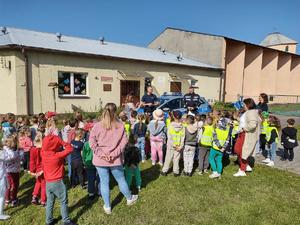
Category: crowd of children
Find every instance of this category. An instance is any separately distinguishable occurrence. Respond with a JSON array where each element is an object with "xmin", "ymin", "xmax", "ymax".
[{"xmin": 0, "ymin": 103, "xmax": 298, "ymax": 223}]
